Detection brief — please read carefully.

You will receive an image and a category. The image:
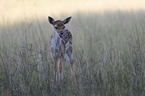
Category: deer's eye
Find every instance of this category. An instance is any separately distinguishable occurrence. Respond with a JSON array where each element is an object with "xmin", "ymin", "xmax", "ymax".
[{"xmin": 55, "ymin": 27, "xmax": 58, "ymax": 29}]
